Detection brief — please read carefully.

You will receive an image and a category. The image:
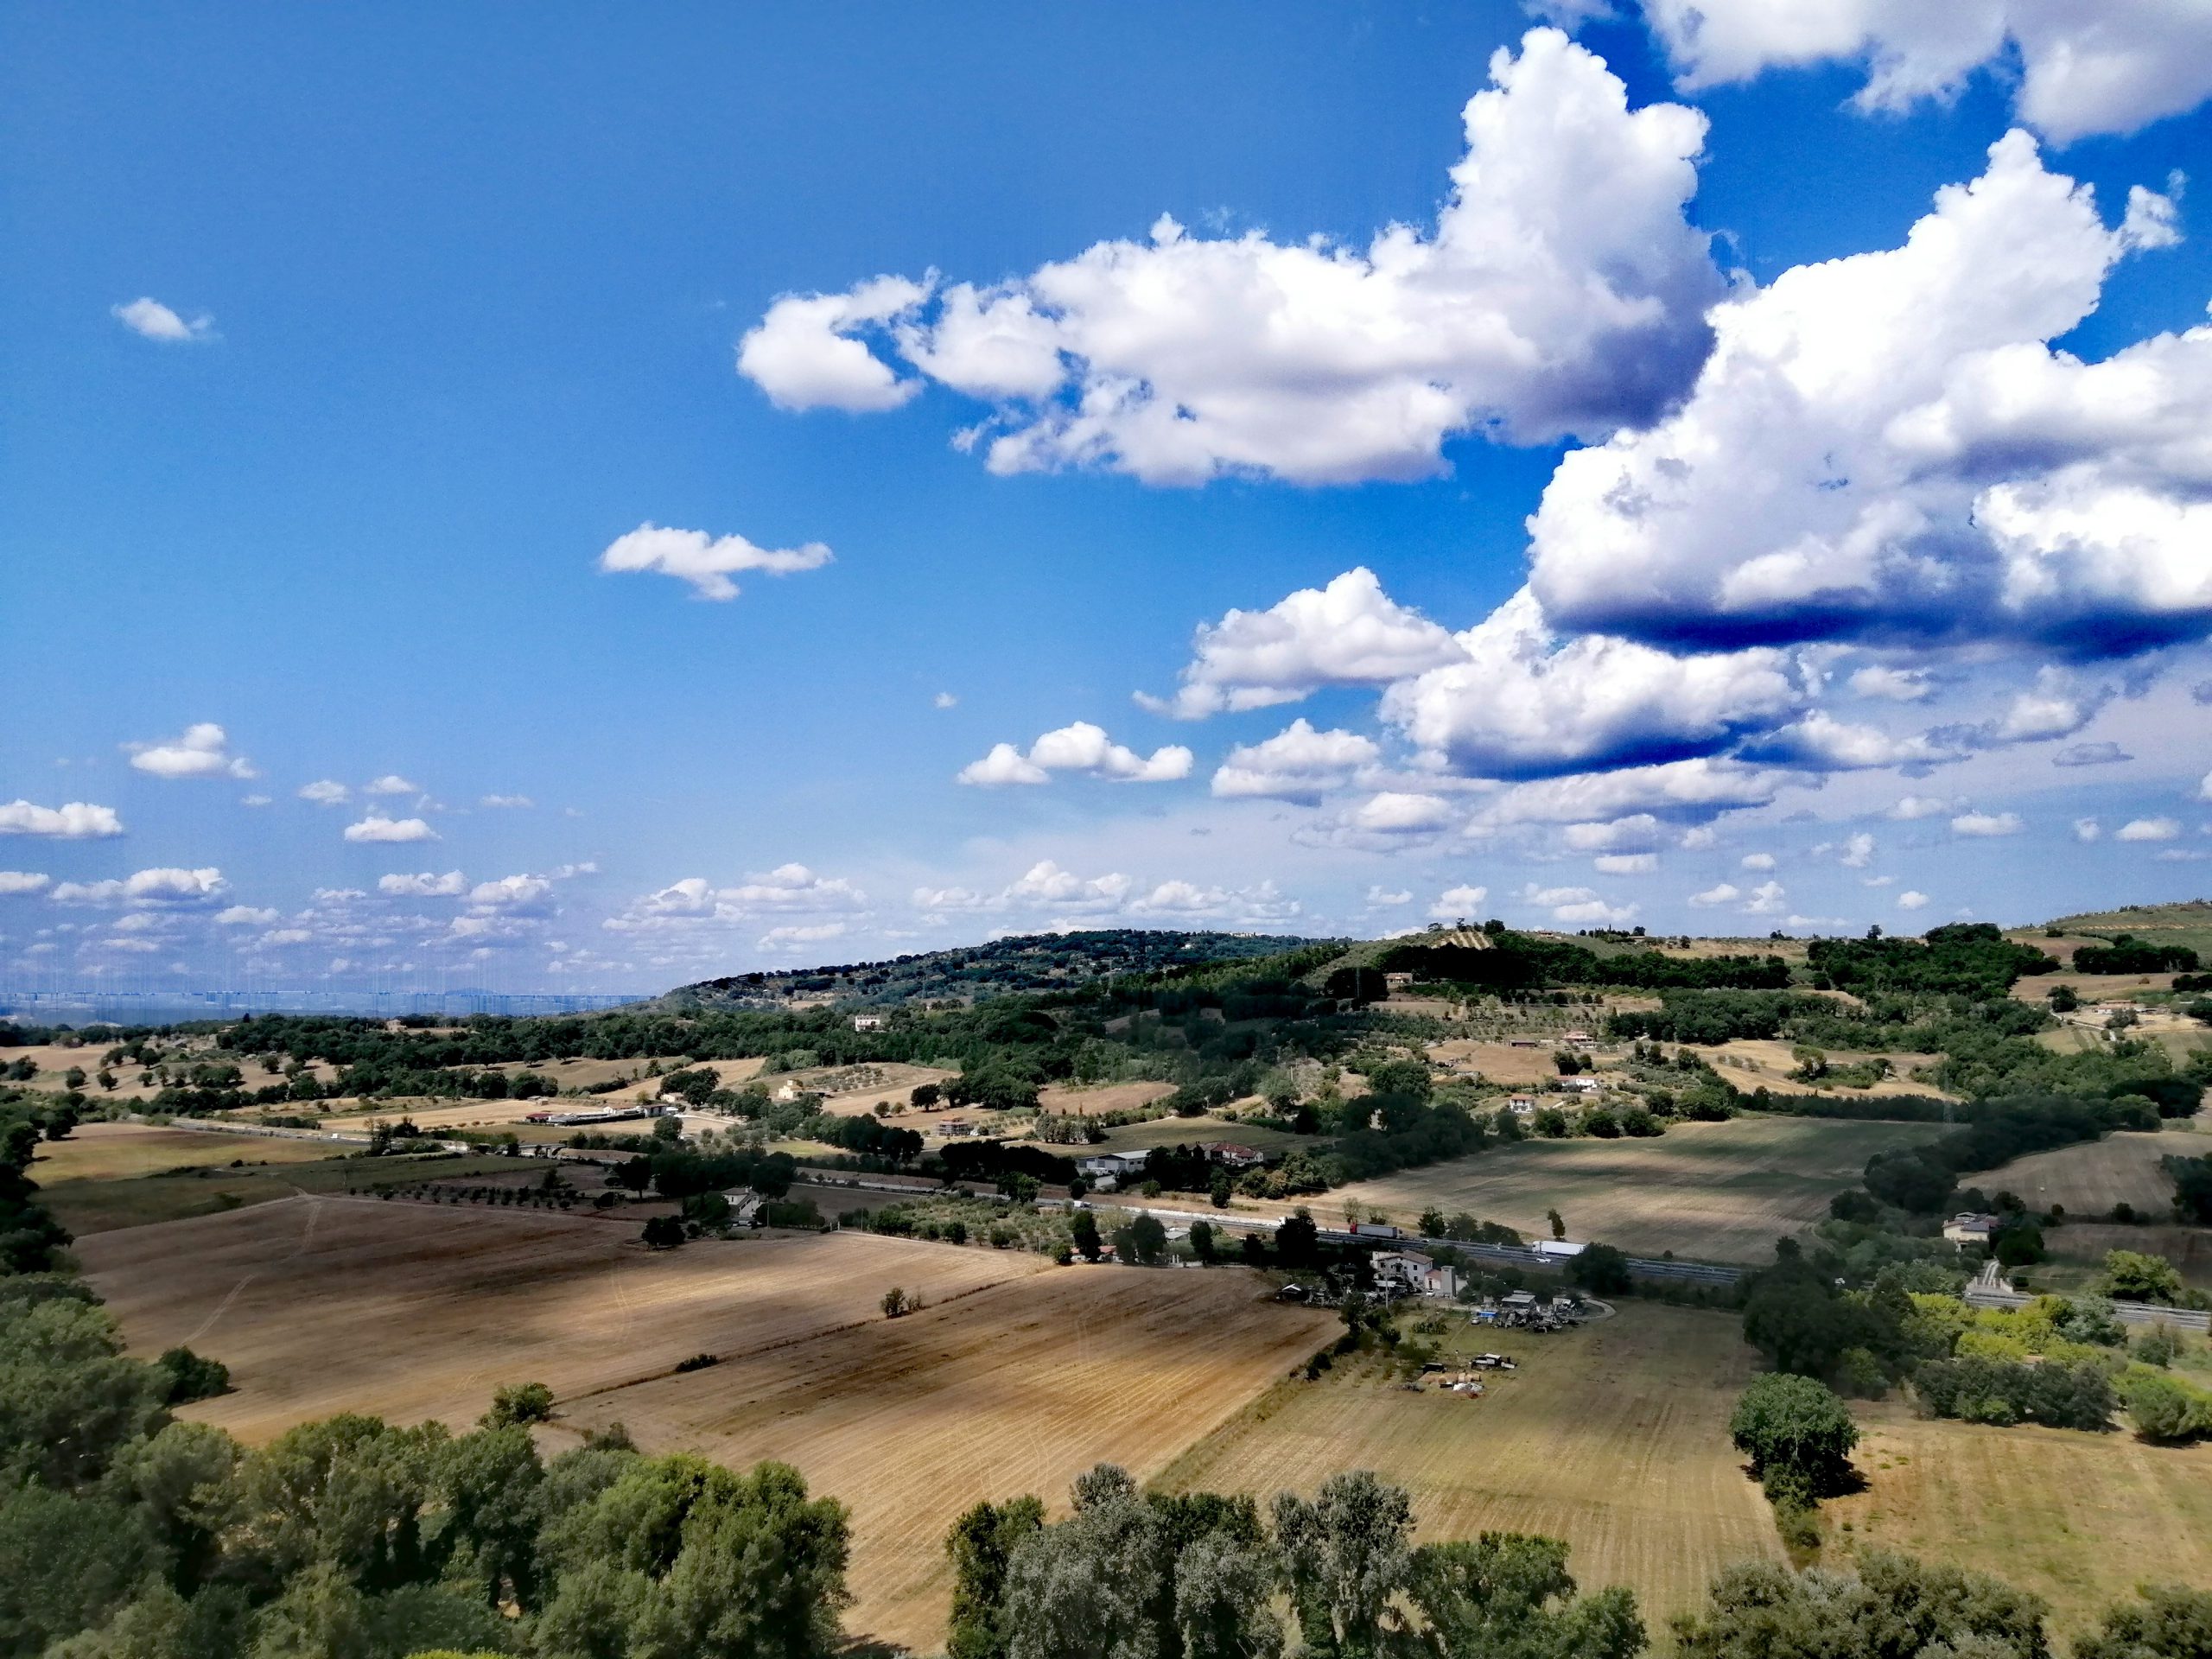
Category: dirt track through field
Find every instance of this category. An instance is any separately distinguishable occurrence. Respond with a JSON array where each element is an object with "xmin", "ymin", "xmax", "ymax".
[
  {"xmin": 555, "ymin": 1267, "xmax": 1336, "ymax": 1651},
  {"xmin": 78, "ymin": 1200, "xmax": 1048, "ymax": 1440}
]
